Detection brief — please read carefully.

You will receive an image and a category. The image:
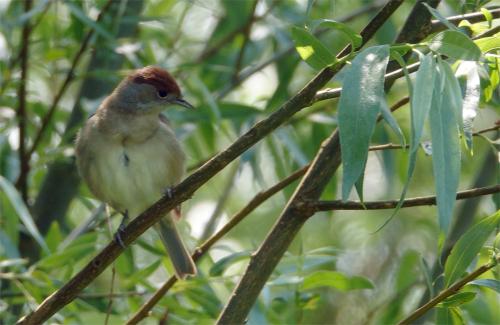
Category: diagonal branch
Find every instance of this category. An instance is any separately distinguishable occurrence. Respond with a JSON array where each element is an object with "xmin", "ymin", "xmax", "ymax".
[
  {"xmin": 216, "ymin": 1, "xmax": 407, "ymax": 323},
  {"xmin": 398, "ymin": 256, "xmax": 500, "ymax": 325}
]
